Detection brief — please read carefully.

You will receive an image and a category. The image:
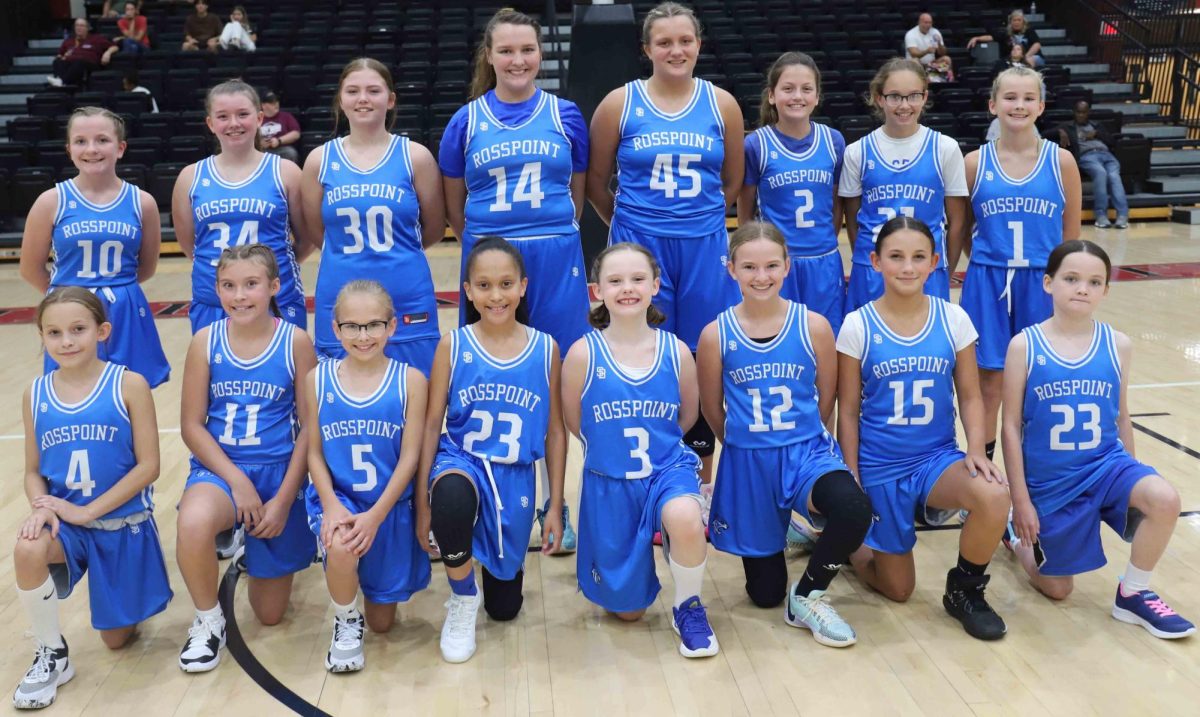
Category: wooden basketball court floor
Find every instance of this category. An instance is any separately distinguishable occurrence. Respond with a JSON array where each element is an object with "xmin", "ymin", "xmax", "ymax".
[{"xmin": 0, "ymin": 223, "xmax": 1196, "ymax": 716}]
